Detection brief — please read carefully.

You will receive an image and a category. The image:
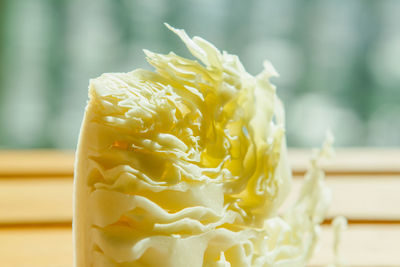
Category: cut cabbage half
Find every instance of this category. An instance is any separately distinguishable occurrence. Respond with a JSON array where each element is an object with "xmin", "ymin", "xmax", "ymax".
[{"xmin": 74, "ymin": 24, "xmax": 332, "ymax": 267}]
